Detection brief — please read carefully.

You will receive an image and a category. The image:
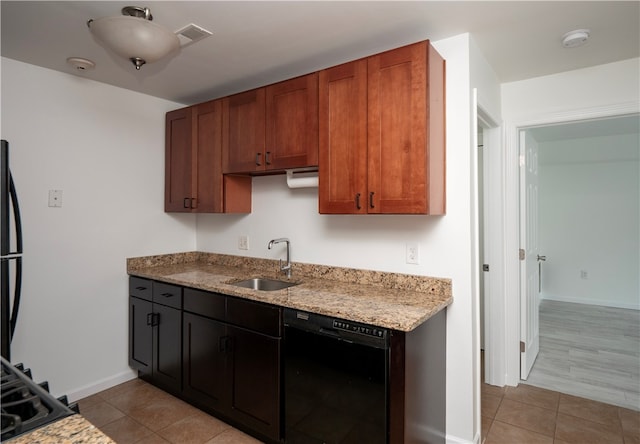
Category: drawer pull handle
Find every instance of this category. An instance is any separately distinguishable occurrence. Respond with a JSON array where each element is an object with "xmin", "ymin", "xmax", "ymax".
[
  {"xmin": 135, "ymin": 286, "xmax": 147, "ymax": 291},
  {"xmin": 161, "ymin": 292, "xmax": 174, "ymax": 298}
]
